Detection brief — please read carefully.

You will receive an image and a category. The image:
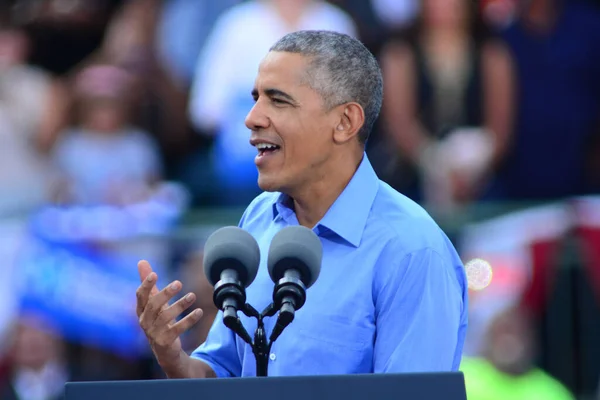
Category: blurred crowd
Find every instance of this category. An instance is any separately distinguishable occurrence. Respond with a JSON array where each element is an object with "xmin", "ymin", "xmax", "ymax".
[{"xmin": 0, "ymin": 0, "xmax": 599, "ymax": 399}]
